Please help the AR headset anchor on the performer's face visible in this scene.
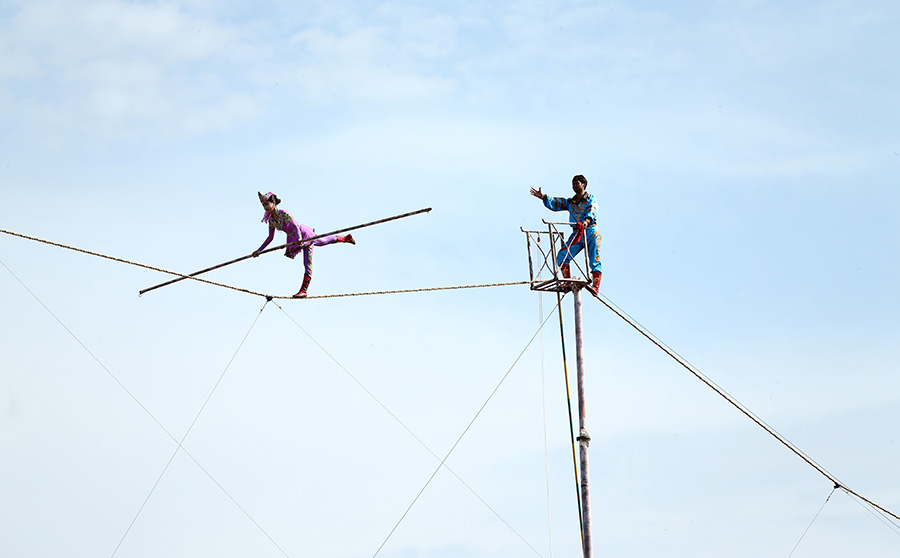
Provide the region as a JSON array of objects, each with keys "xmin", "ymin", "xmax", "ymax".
[
  {"xmin": 261, "ymin": 198, "xmax": 277, "ymax": 213},
  {"xmin": 572, "ymin": 179, "xmax": 586, "ymax": 197}
]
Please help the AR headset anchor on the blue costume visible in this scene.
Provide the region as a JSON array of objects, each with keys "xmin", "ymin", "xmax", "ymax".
[{"xmin": 542, "ymin": 193, "xmax": 602, "ymax": 274}]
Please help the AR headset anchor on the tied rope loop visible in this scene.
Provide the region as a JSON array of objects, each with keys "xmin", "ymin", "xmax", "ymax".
[{"xmin": 567, "ymin": 221, "xmax": 586, "ymax": 248}]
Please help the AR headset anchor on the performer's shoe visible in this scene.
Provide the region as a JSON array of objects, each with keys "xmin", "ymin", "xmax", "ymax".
[
  {"xmin": 345, "ymin": 234, "xmax": 356, "ymax": 245},
  {"xmin": 586, "ymin": 272, "xmax": 602, "ymax": 296},
  {"xmin": 293, "ymin": 273, "xmax": 312, "ymax": 298},
  {"xmin": 556, "ymin": 264, "xmax": 572, "ymax": 291}
]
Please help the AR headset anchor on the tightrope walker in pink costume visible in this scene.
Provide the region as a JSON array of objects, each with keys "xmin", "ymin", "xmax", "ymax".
[{"xmin": 254, "ymin": 191, "xmax": 356, "ymax": 298}]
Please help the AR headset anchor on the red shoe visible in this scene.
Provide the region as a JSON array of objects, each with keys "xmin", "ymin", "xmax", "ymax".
[
  {"xmin": 586, "ymin": 271, "xmax": 602, "ymax": 296},
  {"xmin": 344, "ymin": 234, "xmax": 356, "ymax": 245},
  {"xmin": 293, "ymin": 273, "xmax": 312, "ymax": 298}
]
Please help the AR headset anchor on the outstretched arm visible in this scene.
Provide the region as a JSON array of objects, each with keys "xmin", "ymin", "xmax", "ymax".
[{"xmin": 534, "ymin": 189, "xmax": 569, "ymax": 213}]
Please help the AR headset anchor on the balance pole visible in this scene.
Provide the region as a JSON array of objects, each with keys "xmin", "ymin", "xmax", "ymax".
[{"xmin": 139, "ymin": 207, "xmax": 431, "ymax": 296}]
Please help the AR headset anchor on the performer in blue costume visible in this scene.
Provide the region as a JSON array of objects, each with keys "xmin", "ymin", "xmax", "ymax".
[{"xmin": 530, "ymin": 174, "xmax": 602, "ymax": 294}]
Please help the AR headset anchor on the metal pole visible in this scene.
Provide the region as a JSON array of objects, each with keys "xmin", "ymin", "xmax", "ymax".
[
  {"xmin": 573, "ymin": 287, "xmax": 593, "ymax": 558},
  {"xmin": 556, "ymin": 291, "xmax": 586, "ymax": 554}
]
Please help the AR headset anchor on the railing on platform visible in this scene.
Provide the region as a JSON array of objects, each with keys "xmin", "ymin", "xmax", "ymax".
[{"xmin": 521, "ymin": 219, "xmax": 591, "ymax": 293}]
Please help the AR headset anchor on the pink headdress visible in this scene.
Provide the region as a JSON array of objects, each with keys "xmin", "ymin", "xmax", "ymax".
[{"xmin": 258, "ymin": 191, "xmax": 281, "ymax": 205}]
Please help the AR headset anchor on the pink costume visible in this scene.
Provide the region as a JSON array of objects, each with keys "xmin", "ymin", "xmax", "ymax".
[{"xmin": 257, "ymin": 207, "xmax": 339, "ymax": 276}]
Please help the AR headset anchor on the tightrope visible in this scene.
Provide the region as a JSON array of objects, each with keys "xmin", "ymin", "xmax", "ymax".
[
  {"xmin": 297, "ymin": 281, "xmax": 532, "ymax": 299},
  {"xmin": 1, "ymin": 228, "xmax": 531, "ymax": 299}
]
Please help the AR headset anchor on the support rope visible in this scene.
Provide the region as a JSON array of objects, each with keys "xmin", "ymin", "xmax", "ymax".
[
  {"xmin": 844, "ymin": 488, "xmax": 900, "ymax": 536},
  {"xmin": 787, "ymin": 484, "xmax": 838, "ymax": 558},
  {"xmin": 110, "ymin": 300, "xmax": 285, "ymax": 557},
  {"xmin": 273, "ymin": 302, "xmax": 551, "ymax": 558},
  {"xmin": 0, "ymin": 257, "xmax": 290, "ymax": 557},
  {"xmin": 556, "ymin": 291, "xmax": 585, "ymax": 552},
  {"xmin": 539, "ymin": 293, "xmax": 555, "ymax": 558},
  {"xmin": 372, "ymin": 304, "xmax": 561, "ymax": 557},
  {"xmin": 586, "ymin": 289, "xmax": 900, "ymax": 523},
  {"xmin": 0, "ymin": 228, "xmax": 267, "ymax": 297}
]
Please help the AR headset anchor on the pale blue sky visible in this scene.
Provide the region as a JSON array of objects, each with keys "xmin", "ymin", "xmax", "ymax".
[{"xmin": 2, "ymin": 1, "xmax": 899, "ymax": 557}]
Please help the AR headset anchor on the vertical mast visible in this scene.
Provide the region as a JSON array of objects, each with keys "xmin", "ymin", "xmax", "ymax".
[
  {"xmin": 521, "ymin": 221, "xmax": 594, "ymax": 556},
  {"xmin": 573, "ymin": 287, "xmax": 593, "ymax": 558}
]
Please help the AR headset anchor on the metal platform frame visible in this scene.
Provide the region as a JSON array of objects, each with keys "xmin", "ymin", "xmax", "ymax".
[{"xmin": 521, "ymin": 219, "xmax": 592, "ymax": 293}]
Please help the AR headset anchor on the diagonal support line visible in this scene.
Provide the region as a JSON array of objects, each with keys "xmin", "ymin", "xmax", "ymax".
[
  {"xmin": 586, "ymin": 289, "xmax": 900, "ymax": 524},
  {"xmin": 372, "ymin": 302, "xmax": 560, "ymax": 557},
  {"xmin": 110, "ymin": 300, "xmax": 282, "ymax": 557},
  {"xmin": 275, "ymin": 301, "xmax": 551, "ymax": 556},
  {"xmin": 1, "ymin": 257, "xmax": 291, "ymax": 557}
]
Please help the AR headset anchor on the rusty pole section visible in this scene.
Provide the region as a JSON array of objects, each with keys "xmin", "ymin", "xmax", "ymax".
[
  {"xmin": 139, "ymin": 207, "xmax": 432, "ymax": 295},
  {"xmin": 573, "ymin": 287, "xmax": 593, "ymax": 558}
]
